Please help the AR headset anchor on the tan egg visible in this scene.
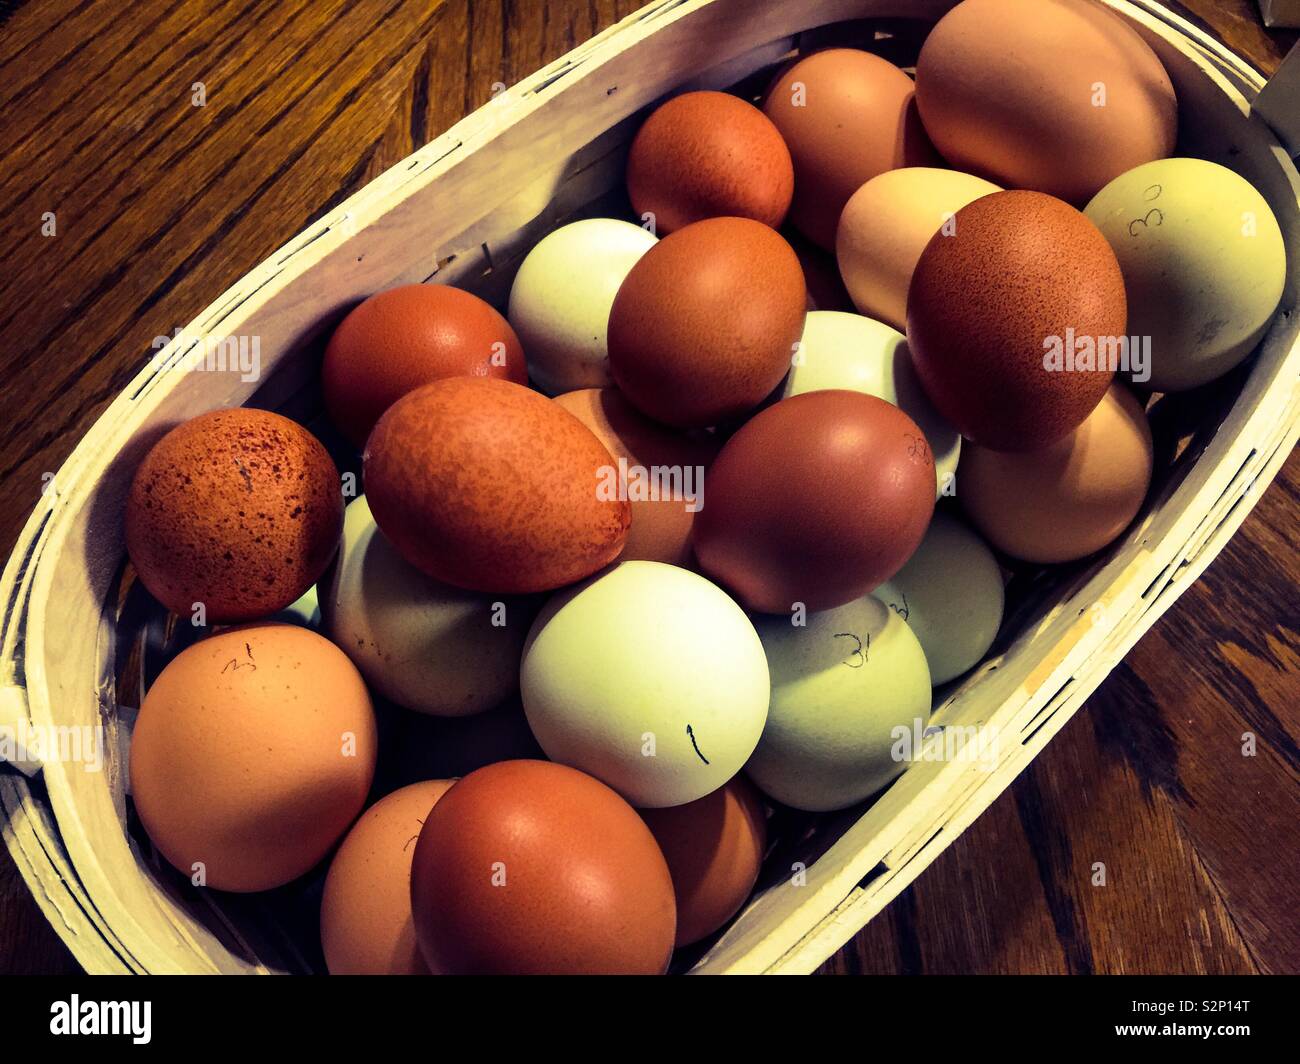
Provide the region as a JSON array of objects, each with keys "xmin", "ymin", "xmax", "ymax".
[
  {"xmin": 640, "ymin": 777, "xmax": 767, "ymax": 947},
  {"xmin": 836, "ymin": 167, "xmax": 1001, "ymax": 331},
  {"xmin": 125, "ymin": 408, "xmax": 343, "ymax": 622},
  {"xmin": 915, "ymin": 0, "xmax": 1177, "ymax": 205},
  {"xmin": 321, "ymin": 779, "xmax": 455, "ymax": 975},
  {"xmin": 764, "ymin": 49, "xmax": 939, "ymax": 248},
  {"xmin": 553, "ymin": 388, "xmax": 717, "ymax": 566},
  {"xmin": 960, "ymin": 385, "xmax": 1153, "ymax": 563},
  {"xmin": 129, "ymin": 624, "xmax": 377, "ymax": 892}
]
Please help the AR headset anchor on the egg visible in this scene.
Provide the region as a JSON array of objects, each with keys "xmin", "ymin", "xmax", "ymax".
[
  {"xmin": 129, "ymin": 624, "xmax": 377, "ymax": 892},
  {"xmin": 363, "ymin": 378, "xmax": 630, "ymax": 593},
  {"xmin": 626, "ymin": 90, "xmax": 794, "ymax": 233},
  {"xmin": 785, "ymin": 311, "xmax": 960, "ymax": 497},
  {"xmin": 608, "ymin": 217, "xmax": 806, "ymax": 428},
  {"xmin": 640, "ymin": 776, "xmax": 767, "ymax": 947},
  {"xmin": 409, "ymin": 760, "xmax": 676, "ymax": 975},
  {"xmin": 763, "ymin": 48, "xmax": 938, "ymax": 248},
  {"xmin": 323, "ymin": 284, "xmax": 526, "ymax": 447},
  {"xmin": 693, "ymin": 390, "xmax": 936, "ymax": 614},
  {"xmin": 125, "ymin": 408, "xmax": 342, "ymax": 623},
  {"xmin": 553, "ymin": 388, "xmax": 716, "ymax": 566},
  {"xmin": 1084, "ymin": 158, "xmax": 1287, "ymax": 391},
  {"xmin": 907, "ymin": 190, "xmax": 1125, "ymax": 451},
  {"xmin": 915, "ymin": 0, "xmax": 1177, "ymax": 205},
  {"xmin": 520, "ymin": 561, "xmax": 769, "ymax": 808},
  {"xmin": 321, "ymin": 496, "xmax": 530, "ymax": 716},
  {"xmin": 873, "ymin": 512, "xmax": 1004, "ymax": 684},
  {"xmin": 836, "ymin": 167, "xmax": 1001, "ymax": 331},
  {"xmin": 960, "ymin": 384, "xmax": 1154, "ymax": 563},
  {"xmin": 507, "ymin": 219, "xmax": 657, "ymax": 395},
  {"xmin": 320, "ymin": 779, "xmax": 455, "ymax": 975},
  {"xmin": 748, "ymin": 595, "xmax": 931, "ymax": 812}
]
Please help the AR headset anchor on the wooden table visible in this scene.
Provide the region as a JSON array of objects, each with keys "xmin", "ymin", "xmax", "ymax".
[{"xmin": 0, "ymin": 0, "xmax": 1296, "ymax": 975}]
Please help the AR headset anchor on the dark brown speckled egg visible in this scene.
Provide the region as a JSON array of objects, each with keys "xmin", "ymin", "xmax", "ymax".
[
  {"xmin": 363, "ymin": 377, "xmax": 630, "ymax": 593},
  {"xmin": 907, "ymin": 190, "xmax": 1125, "ymax": 452},
  {"xmin": 125, "ymin": 408, "xmax": 343, "ymax": 622}
]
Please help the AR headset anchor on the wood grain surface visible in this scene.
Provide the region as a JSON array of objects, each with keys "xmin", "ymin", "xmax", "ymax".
[{"xmin": 0, "ymin": 0, "xmax": 1296, "ymax": 976}]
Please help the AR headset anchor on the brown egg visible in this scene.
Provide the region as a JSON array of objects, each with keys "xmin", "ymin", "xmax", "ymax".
[
  {"xmin": 409, "ymin": 760, "xmax": 677, "ymax": 975},
  {"xmin": 608, "ymin": 217, "xmax": 806, "ymax": 429},
  {"xmin": 553, "ymin": 388, "xmax": 717, "ymax": 566},
  {"xmin": 640, "ymin": 776, "xmax": 767, "ymax": 947},
  {"xmin": 321, "ymin": 779, "xmax": 455, "ymax": 975},
  {"xmin": 323, "ymin": 284, "xmax": 526, "ymax": 447},
  {"xmin": 626, "ymin": 90, "xmax": 794, "ymax": 234},
  {"xmin": 693, "ymin": 390, "xmax": 936, "ymax": 613},
  {"xmin": 363, "ymin": 378, "xmax": 630, "ymax": 593},
  {"xmin": 763, "ymin": 49, "xmax": 938, "ymax": 248},
  {"xmin": 915, "ymin": 0, "xmax": 1177, "ymax": 205},
  {"xmin": 125, "ymin": 408, "xmax": 343, "ymax": 622},
  {"xmin": 907, "ymin": 190, "xmax": 1124, "ymax": 452},
  {"xmin": 960, "ymin": 384, "xmax": 1153, "ymax": 563},
  {"xmin": 129, "ymin": 624, "xmax": 377, "ymax": 893}
]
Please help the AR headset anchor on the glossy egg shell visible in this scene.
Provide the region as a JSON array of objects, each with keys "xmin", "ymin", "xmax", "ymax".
[
  {"xmin": 125, "ymin": 408, "xmax": 343, "ymax": 622},
  {"xmin": 409, "ymin": 760, "xmax": 677, "ymax": 975},
  {"xmin": 692, "ymin": 390, "xmax": 936, "ymax": 614},
  {"xmin": 907, "ymin": 190, "xmax": 1125, "ymax": 452},
  {"xmin": 323, "ymin": 284, "xmax": 526, "ymax": 447},
  {"xmin": 363, "ymin": 377, "xmax": 630, "ymax": 593},
  {"xmin": 607, "ymin": 216, "xmax": 807, "ymax": 429}
]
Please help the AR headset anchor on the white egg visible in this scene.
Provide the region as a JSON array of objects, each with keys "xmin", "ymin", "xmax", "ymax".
[
  {"xmin": 520, "ymin": 560, "xmax": 769, "ymax": 808},
  {"xmin": 322, "ymin": 497, "xmax": 529, "ymax": 717},
  {"xmin": 873, "ymin": 512, "xmax": 1004, "ymax": 685},
  {"xmin": 747, "ymin": 594, "xmax": 931, "ymax": 812},
  {"xmin": 508, "ymin": 218, "xmax": 658, "ymax": 394},
  {"xmin": 785, "ymin": 311, "xmax": 960, "ymax": 496},
  {"xmin": 1084, "ymin": 158, "xmax": 1286, "ymax": 391}
]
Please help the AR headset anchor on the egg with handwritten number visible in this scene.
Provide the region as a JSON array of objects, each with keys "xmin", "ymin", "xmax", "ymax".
[
  {"xmin": 1084, "ymin": 158, "xmax": 1286, "ymax": 391},
  {"xmin": 748, "ymin": 595, "xmax": 931, "ymax": 812},
  {"xmin": 520, "ymin": 561, "xmax": 769, "ymax": 808}
]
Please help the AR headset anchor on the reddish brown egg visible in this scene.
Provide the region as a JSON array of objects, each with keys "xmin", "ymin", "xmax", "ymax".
[
  {"xmin": 693, "ymin": 390, "xmax": 936, "ymax": 613},
  {"xmin": 907, "ymin": 190, "xmax": 1125, "ymax": 452},
  {"xmin": 323, "ymin": 284, "xmax": 527, "ymax": 447},
  {"xmin": 125, "ymin": 408, "xmax": 342, "ymax": 622},
  {"xmin": 363, "ymin": 377, "xmax": 629, "ymax": 593},
  {"xmin": 626, "ymin": 91, "xmax": 794, "ymax": 234},
  {"xmin": 763, "ymin": 49, "xmax": 938, "ymax": 249},
  {"xmin": 640, "ymin": 776, "xmax": 767, "ymax": 947},
  {"xmin": 409, "ymin": 760, "xmax": 677, "ymax": 975},
  {"xmin": 321, "ymin": 779, "xmax": 455, "ymax": 975},
  {"xmin": 553, "ymin": 387, "xmax": 717, "ymax": 566},
  {"xmin": 608, "ymin": 217, "xmax": 806, "ymax": 429}
]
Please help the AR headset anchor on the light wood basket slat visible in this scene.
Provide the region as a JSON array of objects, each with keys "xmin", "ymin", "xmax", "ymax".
[{"xmin": 1, "ymin": 0, "xmax": 1295, "ymax": 975}]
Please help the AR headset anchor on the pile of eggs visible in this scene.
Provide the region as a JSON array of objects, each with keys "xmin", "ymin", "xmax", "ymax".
[{"xmin": 121, "ymin": 0, "xmax": 1287, "ymax": 975}]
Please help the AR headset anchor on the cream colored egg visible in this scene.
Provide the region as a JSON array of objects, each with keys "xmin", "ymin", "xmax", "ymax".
[
  {"xmin": 322, "ymin": 496, "xmax": 529, "ymax": 717},
  {"xmin": 508, "ymin": 218, "xmax": 658, "ymax": 394},
  {"xmin": 873, "ymin": 512, "xmax": 1004, "ymax": 685},
  {"xmin": 521, "ymin": 561, "xmax": 769, "ymax": 808},
  {"xmin": 1084, "ymin": 158, "xmax": 1286, "ymax": 391},
  {"xmin": 836, "ymin": 167, "xmax": 1000, "ymax": 331},
  {"xmin": 785, "ymin": 311, "xmax": 960, "ymax": 496},
  {"xmin": 747, "ymin": 595, "xmax": 930, "ymax": 812}
]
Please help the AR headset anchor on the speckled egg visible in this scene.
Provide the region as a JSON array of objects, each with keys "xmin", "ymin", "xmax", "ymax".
[
  {"xmin": 627, "ymin": 91, "xmax": 794, "ymax": 233},
  {"xmin": 363, "ymin": 378, "xmax": 630, "ymax": 593},
  {"xmin": 907, "ymin": 190, "xmax": 1126, "ymax": 451},
  {"xmin": 125, "ymin": 408, "xmax": 343, "ymax": 622}
]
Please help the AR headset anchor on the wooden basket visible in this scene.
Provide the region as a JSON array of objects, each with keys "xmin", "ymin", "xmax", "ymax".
[{"xmin": 1, "ymin": 0, "xmax": 1296, "ymax": 975}]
